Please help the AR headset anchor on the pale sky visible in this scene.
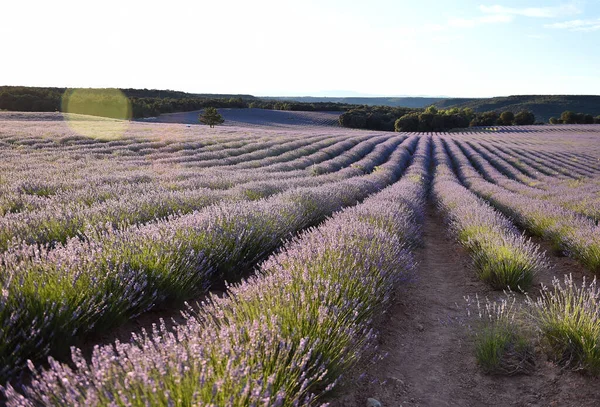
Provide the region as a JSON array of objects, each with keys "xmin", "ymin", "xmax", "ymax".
[{"xmin": 1, "ymin": 0, "xmax": 599, "ymax": 97}]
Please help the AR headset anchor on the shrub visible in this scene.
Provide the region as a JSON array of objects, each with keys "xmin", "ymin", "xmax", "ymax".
[
  {"xmin": 468, "ymin": 235, "xmax": 541, "ymax": 291},
  {"xmin": 514, "ymin": 110, "xmax": 535, "ymax": 125},
  {"xmin": 498, "ymin": 111, "xmax": 515, "ymax": 125},
  {"xmin": 469, "ymin": 294, "xmax": 535, "ymax": 375},
  {"xmin": 529, "ymin": 275, "xmax": 600, "ymax": 374},
  {"xmin": 471, "ymin": 111, "xmax": 500, "ymax": 127},
  {"xmin": 560, "ymin": 111, "xmax": 577, "ymax": 124},
  {"xmin": 198, "ymin": 107, "xmax": 224, "ymax": 128},
  {"xmin": 395, "ymin": 112, "xmax": 420, "ymax": 132}
]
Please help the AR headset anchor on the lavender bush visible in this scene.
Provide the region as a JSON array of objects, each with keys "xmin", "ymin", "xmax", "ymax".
[
  {"xmin": 443, "ymin": 136, "xmax": 600, "ymax": 273},
  {"xmin": 431, "ymin": 136, "xmax": 546, "ymax": 290}
]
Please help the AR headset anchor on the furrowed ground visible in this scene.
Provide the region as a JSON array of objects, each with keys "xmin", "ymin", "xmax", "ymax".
[{"xmin": 1, "ymin": 111, "xmax": 600, "ymax": 406}]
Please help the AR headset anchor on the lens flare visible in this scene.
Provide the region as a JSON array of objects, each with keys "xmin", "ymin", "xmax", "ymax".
[{"xmin": 61, "ymin": 88, "xmax": 132, "ymax": 139}]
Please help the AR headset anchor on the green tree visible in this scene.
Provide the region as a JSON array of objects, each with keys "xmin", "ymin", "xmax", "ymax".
[
  {"xmin": 498, "ymin": 111, "xmax": 515, "ymax": 125},
  {"xmin": 199, "ymin": 107, "xmax": 224, "ymax": 128},
  {"xmin": 461, "ymin": 108, "xmax": 475, "ymax": 122},
  {"xmin": 417, "ymin": 112, "xmax": 435, "ymax": 131},
  {"xmin": 474, "ymin": 111, "xmax": 500, "ymax": 126},
  {"xmin": 424, "ymin": 105, "xmax": 439, "ymax": 115},
  {"xmin": 514, "ymin": 110, "xmax": 535, "ymax": 125},
  {"xmin": 394, "ymin": 113, "xmax": 420, "ymax": 132},
  {"xmin": 560, "ymin": 110, "xmax": 577, "ymax": 124}
]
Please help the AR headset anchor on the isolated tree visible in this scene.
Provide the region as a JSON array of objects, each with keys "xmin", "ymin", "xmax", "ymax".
[
  {"xmin": 514, "ymin": 110, "xmax": 535, "ymax": 125},
  {"xmin": 199, "ymin": 107, "xmax": 224, "ymax": 128},
  {"xmin": 498, "ymin": 111, "xmax": 515, "ymax": 125}
]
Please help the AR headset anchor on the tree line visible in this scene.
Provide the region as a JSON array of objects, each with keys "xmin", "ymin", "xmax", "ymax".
[
  {"xmin": 338, "ymin": 106, "xmax": 416, "ymax": 131},
  {"xmin": 2, "ymin": 87, "xmax": 600, "ymax": 127},
  {"xmin": 549, "ymin": 111, "xmax": 600, "ymax": 124},
  {"xmin": 339, "ymin": 106, "xmax": 538, "ymax": 132},
  {"xmin": 395, "ymin": 107, "xmax": 536, "ymax": 132},
  {"xmin": 0, "ymin": 87, "xmax": 357, "ymax": 119}
]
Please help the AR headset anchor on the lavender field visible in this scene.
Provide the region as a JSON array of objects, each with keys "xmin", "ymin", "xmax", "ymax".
[
  {"xmin": 1, "ymin": 112, "xmax": 600, "ymax": 406},
  {"xmin": 145, "ymin": 108, "xmax": 343, "ymax": 128}
]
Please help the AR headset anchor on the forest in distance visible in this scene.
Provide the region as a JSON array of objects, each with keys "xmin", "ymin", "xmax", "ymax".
[{"xmin": 2, "ymin": 86, "xmax": 600, "ymax": 133}]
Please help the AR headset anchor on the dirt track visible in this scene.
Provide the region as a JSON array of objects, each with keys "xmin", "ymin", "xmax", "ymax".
[{"xmin": 332, "ymin": 204, "xmax": 599, "ymax": 407}]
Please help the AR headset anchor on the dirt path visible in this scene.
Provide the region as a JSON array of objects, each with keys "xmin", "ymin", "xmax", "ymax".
[{"xmin": 332, "ymin": 204, "xmax": 599, "ymax": 407}]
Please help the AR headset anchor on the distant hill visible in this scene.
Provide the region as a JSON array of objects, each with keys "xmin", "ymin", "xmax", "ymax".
[
  {"xmin": 0, "ymin": 86, "xmax": 259, "ymax": 119},
  {"xmin": 263, "ymin": 96, "xmax": 447, "ymax": 109},
  {"xmin": 434, "ymin": 95, "xmax": 600, "ymax": 123},
  {"xmin": 126, "ymin": 89, "xmax": 257, "ymax": 100},
  {"xmin": 3, "ymin": 87, "xmax": 600, "ymax": 124},
  {"xmin": 0, "ymin": 86, "xmax": 257, "ymax": 101}
]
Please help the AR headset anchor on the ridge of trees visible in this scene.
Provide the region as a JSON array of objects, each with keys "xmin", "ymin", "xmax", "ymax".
[
  {"xmin": 549, "ymin": 111, "xmax": 600, "ymax": 124},
  {"xmin": 0, "ymin": 86, "xmax": 358, "ymax": 119},
  {"xmin": 339, "ymin": 106, "xmax": 538, "ymax": 132},
  {"xmin": 434, "ymin": 95, "xmax": 600, "ymax": 123},
  {"xmin": 2, "ymin": 87, "xmax": 600, "ymax": 127}
]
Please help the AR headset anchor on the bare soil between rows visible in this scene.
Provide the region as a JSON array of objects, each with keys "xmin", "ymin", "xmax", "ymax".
[{"xmin": 332, "ymin": 204, "xmax": 599, "ymax": 407}]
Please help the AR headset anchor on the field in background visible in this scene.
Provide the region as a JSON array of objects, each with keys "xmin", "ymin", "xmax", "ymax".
[{"xmin": 145, "ymin": 107, "xmax": 342, "ymax": 128}]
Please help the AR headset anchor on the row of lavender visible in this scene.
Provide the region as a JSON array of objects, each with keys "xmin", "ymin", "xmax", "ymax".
[
  {"xmin": 446, "ymin": 127, "xmax": 600, "ymax": 376},
  {"xmin": 441, "ymin": 135, "xmax": 600, "ymax": 273},
  {"xmin": 0, "ymin": 120, "xmax": 375, "ymax": 214},
  {"xmin": 0, "ymin": 131, "xmax": 349, "ymax": 214},
  {"xmin": 459, "ymin": 128, "xmax": 600, "ymax": 221},
  {"xmin": 431, "ymin": 136, "xmax": 547, "ymax": 289},
  {"xmin": 2, "ymin": 134, "xmax": 430, "ymax": 407},
  {"xmin": 0, "ymin": 134, "xmax": 373, "ymax": 214},
  {"xmin": 0, "ymin": 133, "xmax": 407, "ymax": 251},
  {"xmin": 451, "ymin": 136, "xmax": 600, "ymax": 221},
  {"xmin": 0, "ymin": 127, "xmax": 419, "ymax": 383}
]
